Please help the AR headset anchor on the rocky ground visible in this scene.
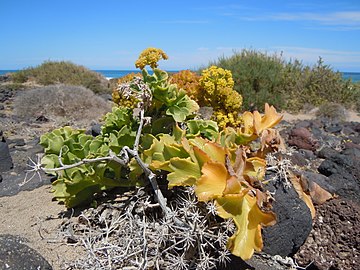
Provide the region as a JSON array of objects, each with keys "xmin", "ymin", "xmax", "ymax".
[{"xmin": 0, "ymin": 80, "xmax": 360, "ymax": 269}]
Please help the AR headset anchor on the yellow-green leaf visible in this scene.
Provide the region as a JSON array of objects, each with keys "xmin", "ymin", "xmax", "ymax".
[
  {"xmin": 166, "ymin": 157, "xmax": 201, "ymax": 187},
  {"xmin": 189, "ymin": 138, "xmax": 226, "ymax": 163},
  {"xmin": 216, "ymin": 193, "xmax": 276, "ymax": 260}
]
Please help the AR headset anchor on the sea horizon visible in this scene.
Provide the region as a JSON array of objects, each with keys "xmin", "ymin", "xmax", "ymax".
[{"xmin": 1, "ymin": 69, "xmax": 360, "ymax": 82}]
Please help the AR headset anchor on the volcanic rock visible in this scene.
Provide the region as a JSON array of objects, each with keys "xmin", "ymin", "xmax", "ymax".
[
  {"xmin": 0, "ymin": 234, "xmax": 52, "ymax": 270},
  {"xmin": 262, "ymin": 178, "xmax": 313, "ymax": 257}
]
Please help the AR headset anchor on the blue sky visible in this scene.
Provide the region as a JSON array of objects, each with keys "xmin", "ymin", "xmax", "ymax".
[{"xmin": 1, "ymin": 0, "xmax": 359, "ymax": 71}]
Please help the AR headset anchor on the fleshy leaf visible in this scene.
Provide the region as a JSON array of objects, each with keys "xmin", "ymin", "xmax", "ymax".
[
  {"xmin": 166, "ymin": 157, "xmax": 201, "ymax": 187},
  {"xmin": 195, "ymin": 161, "xmax": 228, "ymax": 201},
  {"xmin": 186, "ymin": 119, "xmax": 219, "ymax": 140},
  {"xmin": 253, "ymin": 103, "xmax": 283, "ymax": 135},
  {"xmin": 216, "ymin": 193, "xmax": 276, "ymax": 260},
  {"xmin": 189, "ymin": 138, "xmax": 226, "ymax": 164},
  {"xmin": 289, "ymin": 172, "xmax": 316, "ymax": 218},
  {"xmin": 245, "ymin": 157, "xmax": 266, "ymax": 180}
]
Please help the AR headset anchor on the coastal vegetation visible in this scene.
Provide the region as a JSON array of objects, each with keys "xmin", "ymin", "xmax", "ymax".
[
  {"xmin": 206, "ymin": 50, "xmax": 360, "ymax": 112},
  {"xmin": 10, "ymin": 61, "xmax": 110, "ymax": 94},
  {"xmin": 35, "ymin": 48, "xmax": 284, "ymax": 267},
  {"xmin": 7, "ymin": 49, "xmax": 360, "ymax": 114}
]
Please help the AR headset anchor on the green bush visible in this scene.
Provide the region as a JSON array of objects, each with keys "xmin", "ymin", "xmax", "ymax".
[
  {"xmin": 281, "ymin": 58, "xmax": 359, "ymax": 111},
  {"xmin": 207, "ymin": 50, "xmax": 360, "ymax": 112},
  {"xmin": 208, "ymin": 50, "xmax": 285, "ymax": 111},
  {"xmin": 11, "ymin": 61, "xmax": 110, "ymax": 94}
]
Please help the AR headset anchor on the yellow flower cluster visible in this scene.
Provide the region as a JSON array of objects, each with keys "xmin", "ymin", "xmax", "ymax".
[
  {"xmin": 199, "ymin": 66, "xmax": 243, "ymax": 128},
  {"xmin": 135, "ymin": 48, "xmax": 168, "ymax": 70},
  {"xmin": 170, "ymin": 70, "xmax": 201, "ymax": 102},
  {"xmin": 213, "ymin": 110, "xmax": 243, "ymax": 129},
  {"xmin": 118, "ymin": 97, "xmax": 139, "ymax": 109},
  {"xmin": 199, "ymin": 65, "xmax": 234, "ymax": 97}
]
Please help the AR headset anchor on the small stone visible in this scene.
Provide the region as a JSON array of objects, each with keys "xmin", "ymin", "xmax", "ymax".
[
  {"xmin": 287, "ymin": 127, "xmax": 318, "ymax": 151},
  {"xmin": 0, "ymin": 140, "xmax": 13, "ymax": 172}
]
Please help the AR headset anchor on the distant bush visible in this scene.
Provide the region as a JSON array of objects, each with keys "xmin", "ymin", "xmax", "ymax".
[
  {"xmin": 207, "ymin": 50, "xmax": 360, "ymax": 112},
  {"xmin": 11, "ymin": 61, "xmax": 110, "ymax": 94},
  {"xmin": 281, "ymin": 58, "xmax": 359, "ymax": 112},
  {"xmin": 315, "ymin": 102, "xmax": 347, "ymax": 121},
  {"xmin": 13, "ymin": 85, "xmax": 112, "ymax": 122},
  {"xmin": 0, "ymin": 83, "xmax": 26, "ymax": 92}
]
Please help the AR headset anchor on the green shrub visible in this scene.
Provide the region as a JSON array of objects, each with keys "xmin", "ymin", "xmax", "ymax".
[
  {"xmin": 281, "ymin": 58, "xmax": 359, "ymax": 111},
  {"xmin": 10, "ymin": 61, "xmax": 110, "ymax": 94},
  {"xmin": 207, "ymin": 50, "xmax": 360, "ymax": 112},
  {"xmin": 208, "ymin": 49, "xmax": 285, "ymax": 111}
]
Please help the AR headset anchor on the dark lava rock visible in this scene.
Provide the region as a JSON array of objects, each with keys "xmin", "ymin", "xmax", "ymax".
[
  {"xmin": 218, "ymin": 253, "xmax": 287, "ymax": 270},
  {"xmin": 295, "ymin": 199, "xmax": 360, "ymax": 270},
  {"xmin": 294, "ymin": 120, "xmax": 312, "ymax": 129},
  {"xmin": 0, "ymin": 140, "xmax": 51, "ymax": 197},
  {"xmin": 318, "ymin": 148, "xmax": 360, "ymax": 202},
  {"xmin": 36, "ymin": 115, "xmax": 49, "ymax": 122},
  {"xmin": 0, "ymin": 234, "xmax": 52, "ymax": 270},
  {"xmin": 287, "ymin": 127, "xmax": 318, "ymax": 151},
  {"xmin": 343, "ymin": 141, "xmax": 360, "ymax": 151},
  {"xmin": 99, "ymin": 93, "xmax": 112, "ymax": 101},
  {"xmin": 0, "ymin": 87, "xmax": 14, "ymax": 103},
  {"xmin": 287, "ymin": 151, "xmax": 308, "ymax": 167},
  {"xmin": 262, "ymin": 178, "xmax": 312, "ymax": 257},
  {"xmin": 88, "ymin": 123, "xmax": 102, "ymax": 137},
  {"xmin": 323, "ymin": 123, "xmax": 343, "ymax": 133},
  {"xmin": 316, "ymin": 146, "xmax": 339, "ymax": 159},
  {"xmin": 0, "ymin": 75, "xmax": 10, "ymax": 83},
  {"xmin": 348, "ymin": 134, "xmax": 360, "ymax": 144},
  {"xmin": 299, "ymin": 149, "xmax": 317, "ymax": 160},
  {"xmin": 300, "ymin": 171, "xmax": 337, "ymax": 195},
  {"xmin": 0, "ymin": 136, "xmax": 13, "ymax": 172}
]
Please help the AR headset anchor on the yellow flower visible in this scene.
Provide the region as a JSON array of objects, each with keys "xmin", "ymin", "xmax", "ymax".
[{"xmin": 135, "ymin": 48, "xmax": 168, "ymax": 70}]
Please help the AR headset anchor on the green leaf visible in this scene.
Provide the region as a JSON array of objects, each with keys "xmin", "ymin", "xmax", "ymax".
[
  {"xmin": 166, "ymin": 157, "xmax": 201, "ymax": 187},
  {"xmin": 187, "ymin": 119, "xmax": 219, "ymax": 140}
]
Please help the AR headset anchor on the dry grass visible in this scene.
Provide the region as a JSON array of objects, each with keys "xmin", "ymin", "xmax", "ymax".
[
  {"xmin": 13, "ymin": 85, "xmax": 112, "ymax": 124},
  {"xmin": 62, "ymin": 187, "xmax": 233, "ymax": 270}
]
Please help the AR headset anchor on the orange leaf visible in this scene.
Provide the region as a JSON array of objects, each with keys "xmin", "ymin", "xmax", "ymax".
[
  {"xmin": 289, "ymin": 172, "xmax": 316, "ymax": 219},
  {"xmin": 253, "ymin": 103, "xmax": 283, "ymax": 135},
  {"xmin": 190, "ymin": 137, "xmax": 227, "ymax": 164},
  {"xmin": 299, "ymin": 175, "xmax": 333, "ymax": 205},
  {"xmin": 195, "ymin": 161, "xmax": 228, "ymax": 201}
]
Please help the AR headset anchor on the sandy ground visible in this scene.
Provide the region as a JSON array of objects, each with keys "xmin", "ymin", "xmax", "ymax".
[
  {"xmin": 0, "ymin": 184, "xmax": 84, "ymax": 269},
  {"xmin": 281, "ymin": 108, "xmax": 360, "ymax": 123}
]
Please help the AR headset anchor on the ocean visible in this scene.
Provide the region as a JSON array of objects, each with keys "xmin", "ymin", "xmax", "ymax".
[{"xmin": 1, "ymin": 69, "xmax": 360, "ymax": 82}]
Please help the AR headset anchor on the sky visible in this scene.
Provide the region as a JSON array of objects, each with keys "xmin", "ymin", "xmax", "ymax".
[{"xmin": 1, "ymin": 0, "xmax": 360, "ymax": 71}]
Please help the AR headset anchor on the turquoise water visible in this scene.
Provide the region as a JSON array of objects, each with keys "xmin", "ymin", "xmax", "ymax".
[
  {"xmin": 342, "ymin": 72, "xmax": 360, "ymax": 82},
  {"xmin": 93, "ymin": 70, "xmax": 139, "ymax": 79},
  {"xmin": 1, "ymin": 69, "xmax": 359, "ymax": 82}
]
